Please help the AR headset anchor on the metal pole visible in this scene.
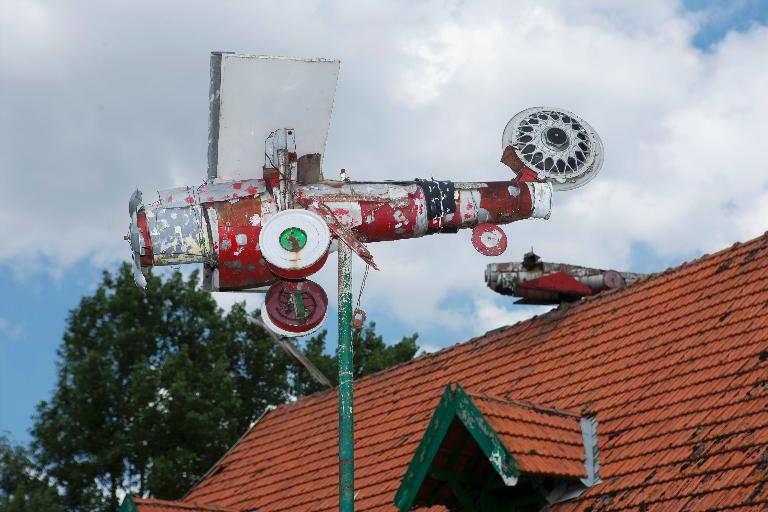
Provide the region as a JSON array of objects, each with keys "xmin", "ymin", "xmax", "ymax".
[{"xmin": 337, "ymin": 241, "xmax": 354, "ymax": 511}]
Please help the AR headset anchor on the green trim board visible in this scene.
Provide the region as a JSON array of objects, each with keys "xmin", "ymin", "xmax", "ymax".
[
  {"xmin": 118, "ymin": 495, "xmax": 138, "ymax": 512},
  {"xmin": 394, "ymin": 385, "xmax": 457, "ymax": 511},
  {"xmin": 454, "ymin": 384, "xmax": 519, "ymax": 486},
  {"xmin": 394, "ymin": 384, "xmax": 520, "ymax": 511}
]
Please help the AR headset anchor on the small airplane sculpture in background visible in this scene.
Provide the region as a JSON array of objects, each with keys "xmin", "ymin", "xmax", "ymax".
[
  {"xmin": 485, "ymin": 251, "xmax": 645, "ymax": 305},
  {"xmin": 127, "ymin": 53, "xmax": 606, "ymax": 338}
]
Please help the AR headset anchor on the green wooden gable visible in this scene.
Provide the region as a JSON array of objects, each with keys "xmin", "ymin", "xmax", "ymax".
[
  {"xmin": 118, "ymin": 495, "xmax": 139, "ymax": 512},
  {"xmin": 395, "ymin": 384, "xmax": 592, "ymax": 512},
  {"xmin": 395, "ymin": 384, "xmax": 524, "ymax": 511}
]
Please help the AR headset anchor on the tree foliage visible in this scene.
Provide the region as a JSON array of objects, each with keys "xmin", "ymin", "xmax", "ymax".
[
  {"xmin": 29, "ymin": 263, "xmax": 419, "ymax": 511},
  {"xmin": 32, "ymin": 264, "xmax": 290, "ymax": 511},
  {"xmin": 297, "ymin": 323, "xmax": 418, "ymax": 396},
  {"xmin": 0, "ymin": 434, "xmax": 64, "ymax": 512}
]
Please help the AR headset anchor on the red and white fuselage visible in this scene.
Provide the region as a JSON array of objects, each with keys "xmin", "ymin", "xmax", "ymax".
[{"xmin": 131, "ymin": 178, "xmax": 552, "ymax": 291}]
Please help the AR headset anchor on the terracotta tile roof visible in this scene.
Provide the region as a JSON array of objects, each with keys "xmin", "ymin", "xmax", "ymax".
[
  {"xmin": 468, "ymin": 392, "xmax": 587, "ymax": 479},
  {"xmin": 180, "ymin": 232, "xmax": 768, "ymax": 511},
  {"xmin": 396, "ymin": 385, "xmax": 591, "ymax": 509},
  {"xmin": 128, "ymin": 497, "xmax": 238, "ymax": 512}
]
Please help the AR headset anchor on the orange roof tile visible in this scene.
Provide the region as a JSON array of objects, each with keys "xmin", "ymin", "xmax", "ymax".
[
  {"xmin": 177, "ymin": 232, "xmax": 768, "ymax": 511},
  {"xmin": 127, "ymin": 497, "xmax": 238, "ymax": 512},
  {"xmin": 396, "ymin": 385, "xmax": 591, "ymax": 509},
  {"xmin": 467, "ymin": 392, "xmax": 587, "ymax": 479}
]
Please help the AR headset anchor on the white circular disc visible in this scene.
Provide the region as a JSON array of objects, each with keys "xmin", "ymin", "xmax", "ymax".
[
  {"xmin": 502, "ymin": 107, "xmax": 603, "ymax": 191},
  {"xmin": 259, "ymin": 209, "xmax": 331, "ymax": 271},
  {"xmin": 259, "ymin": 306, "xmax": 327, "ymax": 338}
]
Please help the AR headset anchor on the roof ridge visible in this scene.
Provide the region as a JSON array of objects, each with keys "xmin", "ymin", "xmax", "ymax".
[
  {"xmin": 466, "ymin": 391, "xmax": 583, "ymax": 419},
  {"xmin": 185, "ymin": 229, "xmax": 768, "ymax": 510},
  {"xmin": 132, "ymin": 497, "xmax": 239, "ymax": 511},
  {"xmin": 258, "ymin": 230, "xmax": 768, "ymax": 420},
  {"xmin": 572, "ymin": 229, "xmax": 768, "ymax": 306}
]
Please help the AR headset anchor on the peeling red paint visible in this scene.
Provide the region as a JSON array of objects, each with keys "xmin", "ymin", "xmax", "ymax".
[
  {"xmin": 355, "ymin": 185, "xmax": 426, "ymax": 242},
  {"xmin": 214, "ymin": 196, "xmax": 277, "ymax": 291},
  {"xmin": 136, "ymin": 211, "xmax": 153, "ymax": 266},
  {"xmin": 476, "ymin": 182, "xmax": 534, "ymax": 224},
  {"xmin": 136, "ymin": 178, "xmax": 549, "ymax": 291}
]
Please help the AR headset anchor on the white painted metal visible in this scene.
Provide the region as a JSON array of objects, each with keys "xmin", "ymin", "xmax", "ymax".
[
  {"xmin": 502, "ymin": 107, "xmax": 603, "ymax": 191},
  {"xmin": 259, "ymin": 209, "xmax": 331, "ymax": 270},
  {"xmin": 527, "ymin": 181, "xmax": 553, "ymax": 219},
  {"xmin": 208, "ymin": 53, "xmax": 340, "ymax": 181},
  {"xmin": 260, "ymin": 302, "xmax": 327, "ymax": 338}
]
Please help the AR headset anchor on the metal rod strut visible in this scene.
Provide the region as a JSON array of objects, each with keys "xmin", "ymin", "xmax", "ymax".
[{"xmin": 338, "ymin": 241, "xmax": 354, "ymax": 511}]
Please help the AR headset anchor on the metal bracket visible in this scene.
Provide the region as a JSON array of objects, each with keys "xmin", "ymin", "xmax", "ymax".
[
  {"xmin": 249, "ymin": 315, "xmax": 332, "ymax": 389},
  {"xmin": 265, "ymin": 128, "xmax": 297, "ymax": 210},
  {"xmin": 294, "ymin": 190, "xmax": 379, "ymax": 270}
]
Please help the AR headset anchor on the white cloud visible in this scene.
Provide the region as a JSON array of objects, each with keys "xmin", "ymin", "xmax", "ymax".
[
  {"xmin": 0, "ymin": 318, "xmax": 25, "ymax": 341},
  {"xmin": 211, "ymin": 292, "xmax": 263, "ymax": 315},
  {"xmin": 472, "ymin": 297, "xmax": 553, "ymax": 334},
  {"xmin": 2, "ymin": 1, "xmax": 767, "ymax": 345},
  {"xmin": 417, "ymin": 344, "xmax": 442, "ymax": 355}
]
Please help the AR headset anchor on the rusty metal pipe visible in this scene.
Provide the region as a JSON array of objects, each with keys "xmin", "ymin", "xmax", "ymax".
[
  {"xmin": 295, "ymin": 180, "xmax": 551, "ymax": 242},
  {"xmin": 129, "ymin": 178, "xmax": 552, "ymax": 291},
  {"xmin": 485, "ymin": 260, "xmax": 645, "ymax": 297}
]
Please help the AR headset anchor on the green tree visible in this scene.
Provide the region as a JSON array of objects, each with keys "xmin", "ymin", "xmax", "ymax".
[
  {"xmin": 0, "ymin": 434, "xmax": 64, "ymax": 512},
  {"xmin": 296, "ymin": 322, "xmax": 419, "ymax": 396},
  {"xmin": 31, "ymin": 264, "xmax": 291, "ymax": 511},
  {"xmin": 30, "ymin": 262, "xmax": 419, "ymax": 511}
]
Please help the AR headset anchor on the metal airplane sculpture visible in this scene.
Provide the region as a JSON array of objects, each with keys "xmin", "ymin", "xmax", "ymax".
[
  {"xmin": 485, "ymin": 251, "xmax": 645, "ymax": 304},
  {"xmin": 126, "ymin": 54, "xmax": 605, "ymax": 338}
]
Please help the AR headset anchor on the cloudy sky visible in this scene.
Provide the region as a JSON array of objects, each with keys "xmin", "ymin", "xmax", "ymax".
[{"xmin": 2, "ymin": 0, "xmax": 768, "ymax": 443}]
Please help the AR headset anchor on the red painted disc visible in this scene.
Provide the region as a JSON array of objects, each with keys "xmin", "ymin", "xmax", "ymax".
[
  {"xmin": 603, "ymin": 270, "xmax": 625, "ymax": 289},
  {"xmin": 351, "ymin": 308, "xmax": 366, "ymax": 330},
  {"xmin": 471, "ymin": 224, "xmax": 508, "ymax": 256},
  {"xmin": 263, "ymin": 279, "xmax": 328, "ymax": 337},
  {"xmin": 267, "ymin": 252, "xmax": 329, "ymax": 280}
]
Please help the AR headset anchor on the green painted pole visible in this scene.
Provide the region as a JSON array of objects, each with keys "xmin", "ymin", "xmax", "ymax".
[{"xmin": 337, "ymin": 241, "xmax": 355, "ymax": 511}]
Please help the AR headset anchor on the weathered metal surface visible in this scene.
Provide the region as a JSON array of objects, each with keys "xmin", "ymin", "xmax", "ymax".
[
  {"xmin": 471, "ymin": 224, "xmax": 508, "ymax": 256},
  {"xmin": 262, "ymin": 279, "xmax": 328, "ymax": 337},
  {"xmin": 156, "ymin": 179, "xmax": 266, "ymax": 209},
  {"xmin": 351, "ymin": 308, "xmax": 366, "ymax": 330},
  {"xmin": 418, "ymin": 179, "xmax": 455, "ymax": 220},
  {"xmin": 297, "ymin": 179, "xmax": 548, "ymax": 244},
  {"xmin": 133, "ymin": 211, "xmax": 153, "ymax": 266},
  {"xmin": 266, "ymin": 128, "xmax": 298, "ymax": 210},
  {"xmin": 132, "ymin": 177, "xmax": 555, "ymax": 293},
  {"xmin": 214, "ymin": 195, "xmax": 276, "ymax": 291},
  {"xmin": 259, "ymin": 209, "xmax": 331, "ymax": 276},
  {"xmin": 580, "ymin": 417, "xmax": 601, "ymax": 487},
  {"xmin": 145, "ymin": 205, "xmax": 209, "ymax": 265},
  {"xmin": 132, "ymin": 177, "xmax": 557, "ymax": 293},
  {"xmin": 297, "ymin": 153, "xmax": 323, "ymax": 184},
  {"xmin": 128, "ymin": 190, "xmax": 149, "ymax": 289},
  {"xmin": 486, "ymin": 252, "xmax": 646, "ymax": 304},
  {"xmin": 502, "ymin": 107, "xmax": 604, "ymax": 191},
  {"xmin": 337, "ymin": 242, "xmax": 355, "ymax": 512},
  {"xmin": 208, "ymin": 54, "xmax": 340, "ymax": 181},
  {"xmin": 294, "ymin": 190, "xmax": 379, "ymax": 270},
  {"xmin": 298, "ymin": 181, "xmax": 418, "ymax": 204}
]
